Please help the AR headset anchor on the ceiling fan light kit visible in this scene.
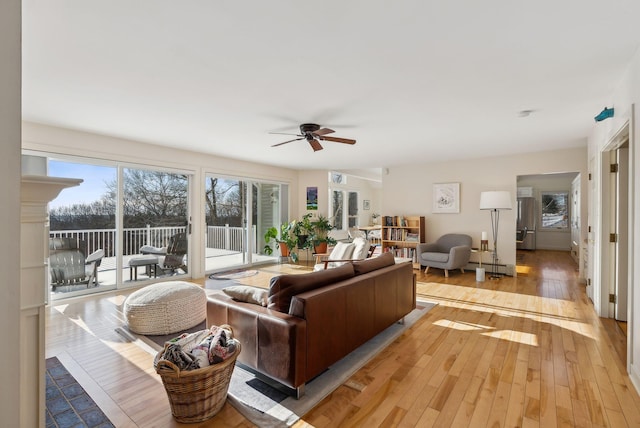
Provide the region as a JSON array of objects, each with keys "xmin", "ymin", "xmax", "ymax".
[{"xmin": 270, "ymin": 123, "xmax": 356, "ymax": 152}]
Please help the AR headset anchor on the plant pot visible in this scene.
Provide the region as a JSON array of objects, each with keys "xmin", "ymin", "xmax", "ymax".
[
  {"xmin": 279, "ymin": 243, "xmax": 290, "ymax": 257},
  {"xmin": 314, "ymin": 242, "xmax": 328, "ymax": 254},
  {"xmin": 297, "ymin": 234, "xmax": 308, "ymax": 249}
]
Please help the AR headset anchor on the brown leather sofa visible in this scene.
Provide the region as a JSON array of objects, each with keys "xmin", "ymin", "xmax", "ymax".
[{"xmin": 206, "ymin": 252, "xmax": 416, "ymax": 397}]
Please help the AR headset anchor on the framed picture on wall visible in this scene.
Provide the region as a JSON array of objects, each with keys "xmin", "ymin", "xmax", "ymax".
[
  {"xmin": 363, "ymin": 200, "xmax": 370, "ymax": 210},
  {"xmin": 432, "ymin": 182, "xmax": 460, "ymax": 213},
  {"xmin": 306, "ymin": 186, "xmax": 318, "ymax": 210}
]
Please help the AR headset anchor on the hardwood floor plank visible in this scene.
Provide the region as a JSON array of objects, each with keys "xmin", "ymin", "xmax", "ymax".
[{"xmin": 44, "ymin": 250, "xmax": 640, "ymax": 427}]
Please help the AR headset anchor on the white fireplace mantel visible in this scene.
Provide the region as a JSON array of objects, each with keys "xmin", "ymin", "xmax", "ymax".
[{"xmin": 21, "ymin": 175, "xmax": 82, "ymax": 428}]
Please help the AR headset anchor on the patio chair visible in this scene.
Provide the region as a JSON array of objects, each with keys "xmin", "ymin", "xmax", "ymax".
[
  {"xmin": 49, "ymin": 237, "xmax": 105, "ymax": 289},
  {"xmin": 140, "ymin": 232, "xmax": 188, "ymax": 274}
]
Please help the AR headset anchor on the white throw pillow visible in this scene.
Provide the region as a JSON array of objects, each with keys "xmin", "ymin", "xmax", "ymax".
[
  {"xmin": 352, "ymin": 237, "xmax": 371, "ymax": 260},
  {"xmin": 223, "ymin": 285, "xmax": 268, "ymax": 306},
  {"xmin": 329, "ymin": 242, "xmax": 355, "ymax": 260}
]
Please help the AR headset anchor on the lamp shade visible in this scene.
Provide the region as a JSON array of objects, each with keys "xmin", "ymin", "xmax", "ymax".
[{"xmin": 479, "ymin": 191, "xmax": 512, "ymax": 210}]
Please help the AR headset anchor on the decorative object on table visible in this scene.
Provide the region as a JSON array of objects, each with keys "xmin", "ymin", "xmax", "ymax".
[
  {"xmin": 479, "ymin": 190, "xmax": 512, "ymax": 279},
  {"xmin": 363, "ymin": 199, "xmax": 370, "ymax": 210},
  {"xmin": 306, "ymin": 186, "xmax": 318, "ymax": 210},
  {"xmin": 480, "ymin": 231, "xmax": 489, "ymax": 251},
  {"xmin": 371, "ymin": 213, "xmax": 380, "ymax": 225},
  {"xmin": 432, "ymin": 182, "xmax": 460, "ymax": 213},
  {"xmin": 270, "ymin": 123, "xmax": 356, "ymax": 152}
]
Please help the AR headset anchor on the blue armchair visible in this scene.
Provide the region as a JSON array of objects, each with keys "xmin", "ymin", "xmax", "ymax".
[{"xmin": 416, "ymin": 234, "xmax": 472, "ymax": 277}]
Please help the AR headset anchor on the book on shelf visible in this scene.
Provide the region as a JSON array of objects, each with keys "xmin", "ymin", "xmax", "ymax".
[
  {"xmin": 405, "ymin": 232, "xmax": 419, "ymax": 242},
  {"xmin": 383, "ymin": 215, "xmax": 409, "ymax": 227}
]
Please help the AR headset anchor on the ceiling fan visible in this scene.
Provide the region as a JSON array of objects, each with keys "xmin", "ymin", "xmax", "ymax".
[{"xmin": 270, "ymin": 123, "xmax": 356, "ymax": 152}]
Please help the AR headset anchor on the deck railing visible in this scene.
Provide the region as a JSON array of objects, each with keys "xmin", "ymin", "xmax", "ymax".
[{"xmin": 50, "ymin": 224, "xmax": 258, "ymax": 257}]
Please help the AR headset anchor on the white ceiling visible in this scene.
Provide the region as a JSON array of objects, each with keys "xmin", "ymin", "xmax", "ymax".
[{"xmin": 21, "ymin": 1, "xmax": 640, "ymax": 175}]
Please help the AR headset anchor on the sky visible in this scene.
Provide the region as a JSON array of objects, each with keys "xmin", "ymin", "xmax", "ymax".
[{"xmin": 49, "ymin": 161, "xmax": 116, "ymax": 209}]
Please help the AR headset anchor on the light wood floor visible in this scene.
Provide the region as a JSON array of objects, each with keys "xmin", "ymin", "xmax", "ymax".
[{"xmin": 45, "ymin": 250, "xmax": 640, "ymax": 427}]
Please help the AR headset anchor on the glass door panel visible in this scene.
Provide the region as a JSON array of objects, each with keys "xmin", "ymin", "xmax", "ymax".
[
  {"xmin": 121, "ymin": 168, "xmax": 190, "ymax": 284},
  {"xmin": 48, "ymin": 160, "xmax": 117, "ymax": 300},
  {"xmin": 204, "ymin": 176, "xmax": 246, "ymax": 271},
  {"xmin": 205, "ymin": 175, "xmax": 282, "ymax": 272}
]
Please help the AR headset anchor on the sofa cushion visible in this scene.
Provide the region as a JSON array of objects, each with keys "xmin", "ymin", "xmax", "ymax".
[
  {"xmin": 420, "ymin": 252, "xmax": 449, "ymax": 263},
  {"xmin": 352, "ymin": 251, "xmax": 395, "ymax": 275},
  {"xmin": 268, "ymin": 263, "xmax": 355, "ymax": 313},
  {"xmin": 223, "ymin": 285, "xmax": 268, "ymax": 306}
]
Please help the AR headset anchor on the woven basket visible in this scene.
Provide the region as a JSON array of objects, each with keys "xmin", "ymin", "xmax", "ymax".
[{"xmin": 155, "ymin": 328, "xmax": 241, "ymax": 423}]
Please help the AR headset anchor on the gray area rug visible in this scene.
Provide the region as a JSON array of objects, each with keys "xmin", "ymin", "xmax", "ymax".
[{"xmin": 116, "ymin": 300, "xmax": 435, "ymax": 427}]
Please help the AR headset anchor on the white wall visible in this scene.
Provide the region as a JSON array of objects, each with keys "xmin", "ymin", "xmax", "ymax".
[
  {"xmin": 1, "ymin": 1, "xmax": 22, "ymax": 425},
  {"xmin": 22, "ymin": 122, "xmax": 300, "ymax": 280},
  {"xmin": 588, "ymin": 47, "xmax": 640, "ymax": 393},
  {"xmin": 382, "ymin": 147, "xmax": 588, "ymax": 271}
]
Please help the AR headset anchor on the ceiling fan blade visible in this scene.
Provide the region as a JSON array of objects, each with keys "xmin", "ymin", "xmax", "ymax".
[
  {"xmin": 309, "ymin": 139, "xmax": 324, "ymax": 151},
  {"xmin": 313, "ymin": 128, "xmax": 335, "ymax": 136},
  {"xmin": 269, "ymin": 132, "xmax": 303, "ymax": 136},
  {"xmin": 271, "ymin": 137, "xmax": 304, "ymax": 147},
  {"xmin": 318, "ymin": 135, "xmax": 356, "ymax": 145}
]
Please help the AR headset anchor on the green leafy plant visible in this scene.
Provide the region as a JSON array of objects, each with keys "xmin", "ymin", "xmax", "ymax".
[
  {"xmin": 294, "ymin": 213, "xmax": 314, "ymax": 250},
  {"xmin": 309, "ymin": 214, "xmax": 337, "ymax": 250},
  {"xmin": 279, "ymin": 221, "xmax": 299, "ymax": 262},
  {"xmin": 263, "ymin": 226, "xmax": 278, "ymax": 255}
]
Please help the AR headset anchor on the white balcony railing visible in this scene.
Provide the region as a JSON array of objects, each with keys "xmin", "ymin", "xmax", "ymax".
[{"xmin": 50, "ymin": 224, "xmax": 257, "ymax": 257}]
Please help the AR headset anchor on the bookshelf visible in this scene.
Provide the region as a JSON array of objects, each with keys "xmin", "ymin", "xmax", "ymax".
[{"xmin": 381, "ymin": 215, "xmax": 426, "ymax": 269}]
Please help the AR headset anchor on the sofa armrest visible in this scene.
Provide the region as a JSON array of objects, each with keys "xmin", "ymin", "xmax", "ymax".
[
  {"xmin": 416, "ymin": 242, "xmax": 439, "ymax": 258},
  {"xmin": 207, "ymin": 294, "xmax": 307, "ymax": 390}
]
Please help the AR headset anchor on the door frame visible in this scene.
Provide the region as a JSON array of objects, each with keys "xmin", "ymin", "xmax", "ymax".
[{"xmin": 599, "ymin": 122, "xmax": 630, "ymax": 318}]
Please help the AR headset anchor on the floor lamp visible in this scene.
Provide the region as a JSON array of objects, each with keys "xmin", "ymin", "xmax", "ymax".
[{"xmin": 480, "ymin": 191, "xmax": 512, "ymax": 279}]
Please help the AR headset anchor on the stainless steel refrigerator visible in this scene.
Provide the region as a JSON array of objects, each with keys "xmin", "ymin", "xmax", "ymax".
[{"xmin": 516, "ymin": 197, "xmax": 536, "ymax": 250}]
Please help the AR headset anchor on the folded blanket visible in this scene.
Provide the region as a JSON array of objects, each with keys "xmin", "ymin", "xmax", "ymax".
[{"xmin": 155, "ymin": 325, "xmax": 237, "ymax": 370}]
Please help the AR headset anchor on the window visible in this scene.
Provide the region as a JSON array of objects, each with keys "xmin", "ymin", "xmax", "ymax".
[
  {"xmin": 331, "ymin": 190, "xmax": 344, "ymax": 230},
  {"xmin": 330, "ymin": 189, "xmax": 358, "ymax": 230},
  {"xmin": 348, "ymin": 191, "xmax": 358, "ymax": 227},
  {"xmin": 329, "ymin": 172, "xmax": 346, "ymax": 184},
  {"xmin": 541, "ymin": 191, "xmax": 569, "ymax": 229}
]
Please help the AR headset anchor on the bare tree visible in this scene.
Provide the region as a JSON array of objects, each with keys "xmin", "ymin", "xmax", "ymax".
[{"xmin": 107, "ymin": 169, "xmax": 188, "ymax": 227}]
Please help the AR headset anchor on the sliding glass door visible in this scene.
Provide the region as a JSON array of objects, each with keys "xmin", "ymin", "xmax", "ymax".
[
  {"xmin": 47, "ymin": 158, "xmax": 192, "ymax": 299},
  {"xmin": 204, "ymin": 174, "xmax": 283, "ymax": 272},
  {"xmin": 120, "ymin": 167, "xmax": 190, "ymax": 284}
]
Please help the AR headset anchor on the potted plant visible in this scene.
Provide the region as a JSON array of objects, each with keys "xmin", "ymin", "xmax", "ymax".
[
  {"xmin": 294, "ymin": 213, "xmax": 314, "ymax": 250},
  {"xmin": 263, "ymin": 222, "xmax": 299, "ymax": 262},
  {"xmin": 309, "ymin": 214, "xmax": 337, "ymax": 254},
  {"xmin": 279, "ymin": 221, "xmax": 299, "ymax": 262},
  {"xmin": 371, "ymin": 213, "xmax": 380, "ymax": 225}
]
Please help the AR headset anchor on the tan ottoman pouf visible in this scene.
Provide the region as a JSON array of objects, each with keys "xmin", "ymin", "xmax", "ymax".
[{"xmin": 124, "ymin": 281, "xmax": 207, "ymax": 335}]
